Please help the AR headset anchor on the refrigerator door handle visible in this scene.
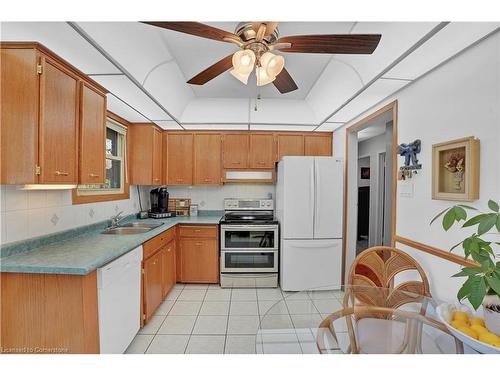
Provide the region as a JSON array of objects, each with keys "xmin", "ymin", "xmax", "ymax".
[{"xmin": 310, "ymin": 164, "xmax": 315, "ymax": 232}]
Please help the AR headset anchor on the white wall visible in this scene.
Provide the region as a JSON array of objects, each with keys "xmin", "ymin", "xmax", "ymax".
[
  {"xmin": 0, "ymin": 186, "xmax": 140, "ymax": 244},
  {"xmin": 332, "ymin": 31, "xmax": 500, "ymax": 301},
  {"xmin": 139, "ymin": 184, "xmax": 275, "ymax": 211}
]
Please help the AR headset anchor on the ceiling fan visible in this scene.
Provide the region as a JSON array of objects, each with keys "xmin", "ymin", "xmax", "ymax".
[{"xmin": 142, "ymin": 22, "xmax": 381, "ymax": 94}]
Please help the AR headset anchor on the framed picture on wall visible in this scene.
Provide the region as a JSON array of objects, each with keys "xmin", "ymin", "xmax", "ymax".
[
  {"xmin": 432, "ymin": 136, "xmax": 480, "ymax": 201},
  {"xmin": 360, "ymin": 167, "xmax": 370, "ymax": 180}
]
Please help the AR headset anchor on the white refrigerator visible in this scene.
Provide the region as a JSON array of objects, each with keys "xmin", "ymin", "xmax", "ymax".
[{"xmin": 276, "ymin": 156, "xmax": 343, "ymax": 291}]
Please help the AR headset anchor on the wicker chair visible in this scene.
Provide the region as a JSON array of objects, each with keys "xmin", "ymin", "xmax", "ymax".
[{"xmin": 316, "ymin": 247, "xmax": 462, "ymax": 354}]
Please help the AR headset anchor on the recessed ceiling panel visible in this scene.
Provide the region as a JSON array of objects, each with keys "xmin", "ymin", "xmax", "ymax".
[
  {"xmin": 181, "ymin": 98, "xmax": 249, "ymax": 123},
  {"xmin": 0, "ymin": 22, "xmax": 120, "ymax": 74},
  {"xmin": 106, "ymin": 94, "xmax": 149, "ymax": 123},
  {"xmin": 250, "ymin": 99, "xmax": 317, "ymax": 124},
  {"xmin": 328, "ymin": 79, "xmax": 407, "ymax": 123},
  {"xmin": 384, "ymin": 22, "xmax": 500, "ymax": 80},
  {"xmin": 335, "ymin": 22, "xmax": 439, "ymax": 84},
  {"xmin": 93, "ymin": 75, "xmax": 172, "ymax": 120}
]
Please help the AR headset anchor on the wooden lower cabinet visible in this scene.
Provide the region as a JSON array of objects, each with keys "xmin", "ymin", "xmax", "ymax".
[
  {"xmin": 161, "ymin": 240, "xmax": 176, "ymax": 298},
  {"xmin": 142, "ymin": 250, "xmax": 163, "ymax": 323},
  {"xmin": 178, "ymin": 225, "xmax": 219, "ymax": 284},
  {"xmin": 0, "ymin": 271, "xmax": 99, "ymax": 353}
]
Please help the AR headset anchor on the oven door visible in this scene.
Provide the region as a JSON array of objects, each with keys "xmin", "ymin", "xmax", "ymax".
[
  {"xmin": 220, "ymin": 250, "xmax": 278, "ymax": 273},
  {"xmin": 221, "ymin": 225, "xmax": 278, "ymax": 251}
]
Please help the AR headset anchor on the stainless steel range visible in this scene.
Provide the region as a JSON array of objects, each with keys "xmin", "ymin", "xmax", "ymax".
[{"xmin": 219, "ymin": 198, "xmax": 279, "ymax": 288}]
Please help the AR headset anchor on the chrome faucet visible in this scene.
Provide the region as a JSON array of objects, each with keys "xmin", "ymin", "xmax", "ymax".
[{"xmin": 110, "ymin": 211, "xmax": 125, "ymax": 228}]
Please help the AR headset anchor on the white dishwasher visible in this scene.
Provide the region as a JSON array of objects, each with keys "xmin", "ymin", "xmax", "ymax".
[{"xmin": 97, "ymin": 246, "xmax": 143, "ymax": 354}]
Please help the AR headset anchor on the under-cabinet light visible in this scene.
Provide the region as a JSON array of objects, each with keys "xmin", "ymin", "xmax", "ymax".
[{"xmin": 18, "ymin": 184, "xmax": 77, "ymax": 190}]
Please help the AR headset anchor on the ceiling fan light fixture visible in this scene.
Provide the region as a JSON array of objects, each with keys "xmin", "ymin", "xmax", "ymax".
[
  {"xmin": 256, "ymin": 66, "xmax": 275, "ymax": 86},
  {"xmin": 230, "ymin": 69, "xmax": 251, "ymax": 84},
  {"xmin": 232, "ymin": 49, "xmax": 256, "ymax": 74},
  {"xmin": 260, "ymin": 51, "xmax": 285, "ymax": 79}
]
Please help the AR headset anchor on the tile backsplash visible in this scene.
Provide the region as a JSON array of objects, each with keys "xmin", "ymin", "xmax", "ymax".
[
  {"xmin": 139, "ymin": 184, "xmax": 275, "ymax": 210},
  {"xmin": 0, "ymin": 185, "xmax": 140, "ymax": 245}
]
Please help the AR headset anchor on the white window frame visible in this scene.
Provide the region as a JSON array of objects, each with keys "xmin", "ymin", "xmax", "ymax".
[{"xmin": 76, "ymin": 118, "xmax": 127, "ymax": 196}]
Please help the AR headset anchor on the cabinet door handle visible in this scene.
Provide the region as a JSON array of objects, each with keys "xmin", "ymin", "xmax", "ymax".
[
  {"xmin": 258, "ymin": 161, "xmax": 266, "ymax": 165},
  {"xmin": 167, "ymin": 247, "xmax": 171, "ymax": 252},
  {"xmin": 194, "ymin": 229, "xmax": 201, "ymax": 232},
  {"xmin": 204, "ymin": 178, "xmax": 211, "ymax": 182},
  {"xmin": 89, "ymin": 173, "xmax": 99, "ymax": 178},
  {"xmin": 176, "ymin": 178, "xmax": 183, "ymax": 182},
  {"xmin": 55, "ymin": 171, "xmax": 69, "ymax": 176},
  {"xmin": 195, "ymin": 242, "xmax": 203, "ymax": 246},
  {"xmin": 154, "ymin": 178, "xmax": 160, "ymax": 182}
]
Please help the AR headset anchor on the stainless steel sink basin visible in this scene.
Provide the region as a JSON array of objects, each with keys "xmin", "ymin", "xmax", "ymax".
[
  {"xmin": 101, "ymin": 222, "xmax": 163, "ymax": 235},
  {"xmin": 119, "ymin": 222, "xmax": 163, "ymax": 229}
]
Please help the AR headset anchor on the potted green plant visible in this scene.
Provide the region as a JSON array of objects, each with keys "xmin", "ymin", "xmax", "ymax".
[{"xmin": 431, "ymin": 199, "xmax": 500, "ymax": 335}]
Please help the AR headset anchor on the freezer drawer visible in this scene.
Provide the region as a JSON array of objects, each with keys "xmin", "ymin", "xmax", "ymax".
[{"xmin": 280, "ymin": 239, "xmax": 342, "ymax": 291}]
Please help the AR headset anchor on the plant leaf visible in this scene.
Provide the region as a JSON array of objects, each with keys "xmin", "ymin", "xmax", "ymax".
[
  {"xmin": 430, "ymin": 207, "xmax": 452, "ymax": 226},
  {"xmin": 486, "ymin": 275, "xmax": 500, "ymax": 296},
  {"xmin": 496, "ymin": 216, "xmax": 500, "ymax": 233},
  {"xmin": 443, "ymin": 209, "xmax": 456, "ymax": 231},
  {"xmin": 457, "ymin": 283, "xmax": 470, "ymax": 301},
  {"xmin": 450, "ymin": 240, "xmax": 463, "ymax": 252},
  {"xmin": 454, "ymin": 206, "xmax": 467, "ymax": 221},
  {"xmin": 488, "ymin": 200, "xmax": 499, "ymax": 212},
  {"xmin": 468, "ymin": 277, "xmax": 486, "ymax": 310},
  {"xmin": 453, "ymin": 267, "xmax": 483, "ymax": 277},
  {"xmin": 463, "ymin": 213, "xmax": 488, "ymax": 228},
  {"xmin": 477, "ymin": 214, "xmax": 498, "ymax": 235},
  {"xmin": 458, "ymin": 205, "xmax": 478, "ymax": 211}
]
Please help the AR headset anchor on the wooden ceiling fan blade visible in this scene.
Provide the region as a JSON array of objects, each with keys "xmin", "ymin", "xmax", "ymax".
[
  {"xmin": 187, "ymin": 54, "xmax": 234, "ymax": 85},
  {"xmin": 141, "ymin": 21, "xmax": 240, "ymax": 43},
  {"xmin": 273, "ymin": 68, "xmax": 298, "ymax": 94},
  {"xmin": 276, "ymin": 34, "xmax": 381, "ymax": 54}
]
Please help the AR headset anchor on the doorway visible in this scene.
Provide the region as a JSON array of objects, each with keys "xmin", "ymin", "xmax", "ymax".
[{"xmin": 342, "ymin": 101, "xmax": 398, "ymax": 283}]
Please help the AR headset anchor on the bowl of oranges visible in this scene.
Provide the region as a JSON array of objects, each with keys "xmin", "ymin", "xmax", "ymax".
[{"xmin": 437, "ymin": 303, "xmax": 500, "ymax": 354}]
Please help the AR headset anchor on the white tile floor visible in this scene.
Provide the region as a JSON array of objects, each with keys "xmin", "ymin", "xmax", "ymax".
[{"xmin": 125, "ymin": 283, "xmax": 345, "ymax": 354}]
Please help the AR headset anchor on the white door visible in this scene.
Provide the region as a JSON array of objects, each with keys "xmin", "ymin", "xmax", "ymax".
[
  {"xmin": 280, "ymin": 239, "xmax": 342, "ymax": 291},
  {"xmin": 314, "ymin": 157, "xmax": 343, "ymax": 239},
  {"xmin": 280, "ymin": 157, "xmax": 315, "ymax": 239}
]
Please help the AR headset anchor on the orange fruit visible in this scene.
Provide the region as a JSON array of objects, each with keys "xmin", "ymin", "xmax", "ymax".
[
  {"xmin": 469, "ymin": 317, "xmax": 485, "ymax": 327},
  {"xmin": 451, "ymin": 319, "xmax": 468, "ymax": 329},
  {"xmin": 452, "ymin": 311, "xmax": 469, "ymax": 323},
  {"xmin": 478, "ymin": 332, "xmax": 500, "ymax": 346},
  {"xmin": 470, "ymin": 324, "xmax": 488, "ymax": 335},
  {"xmin": 457, "ymin": 326, "xmax": 478, "ymax": 340}
]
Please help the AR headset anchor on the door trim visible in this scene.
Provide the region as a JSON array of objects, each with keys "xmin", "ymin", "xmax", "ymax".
[{"xmin": 341, "ymin": 100, "xmax": 398, "ymax": 284}]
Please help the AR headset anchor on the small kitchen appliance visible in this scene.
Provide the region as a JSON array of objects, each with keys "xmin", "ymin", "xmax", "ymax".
[
  {"xmin": 148, "ymin": 187, "xmax": 174, "ymax": 218},
  {"xmin": 219, "ymin": 198, "xmax": 279, "ymax": 288}
]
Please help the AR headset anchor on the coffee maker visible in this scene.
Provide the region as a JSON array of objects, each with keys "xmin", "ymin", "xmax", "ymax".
[{"xmin": 149, "ymin": 187, "xmax": 174, "ymax": 218}]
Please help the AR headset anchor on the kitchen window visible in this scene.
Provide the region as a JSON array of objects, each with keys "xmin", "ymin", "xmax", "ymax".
[{"xmin": 73, "ymin": 117, "xmax": 129, "ymax": 204}]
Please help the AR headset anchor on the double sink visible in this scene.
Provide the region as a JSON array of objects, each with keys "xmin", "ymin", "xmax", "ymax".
[{"xmin": 102, "ymin": 222, "xmax": 164, "ymax": 235}]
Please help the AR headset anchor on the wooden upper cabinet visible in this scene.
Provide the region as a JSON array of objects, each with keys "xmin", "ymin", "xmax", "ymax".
[
  {"xmin": 276, "ymin": 134, "xmax": 305, "ymax": 161},
  {"xmin": 129, "ymin": 124, "xmax": 163, "ymax": 185},
  {"xmin": 152, "ymin": 128, "xmax": 163, "ymax": 184},
  {"xmin": 38, "ymin": 55, "xmax": 79, "ymax": 184},
  {"xmin": 304, "ymin": 135, "xmax": 332, "ymax": 156},
  {"xmin": 79, "ymin": 83, "xmax": 106, "ymax": 184},
  {"xmin": 0, "ymin": 43, "xmax": 107, "ymax": 186},
  {"xmin": 0, "ymin": 47, "xmax": 39, "ymax": 184},
  {"xmin": 223, "ymin": 134, "xmax": 249, "ymax": 169},
  {"xmin": 194, "ymin": 133, "xmax": 221, "ymax": 185},
  {"xmin": 165, "ymin": 133, "xmax": 193, "ymax": 185},
  {"xmin": 249, "ymin": 134, "xmax": 275, "ymax": 168}
]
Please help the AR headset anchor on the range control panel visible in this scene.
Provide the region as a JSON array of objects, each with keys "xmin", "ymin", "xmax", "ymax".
[{"xmin": 224, "ymin": 198, "xmax": 274, "ymax": 211}]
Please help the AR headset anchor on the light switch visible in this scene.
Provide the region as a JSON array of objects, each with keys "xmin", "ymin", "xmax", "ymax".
[{"xmin": 399, "ymin": 181, "xmax": 414, "ymax": 198}]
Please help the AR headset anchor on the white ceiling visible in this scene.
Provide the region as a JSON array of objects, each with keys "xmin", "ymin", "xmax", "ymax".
[
  {"xmin": 357, "ymin": 109, "xmax": 393, "ymax": 141},
  {"xmin": 1, "ymin": 21, "xmax": 498, "ymax": 131}
]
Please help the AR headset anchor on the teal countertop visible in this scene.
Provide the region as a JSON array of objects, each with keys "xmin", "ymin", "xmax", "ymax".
[{"xmin": 0, "ymin": 215, "xmax": 222, "ymax": 275}]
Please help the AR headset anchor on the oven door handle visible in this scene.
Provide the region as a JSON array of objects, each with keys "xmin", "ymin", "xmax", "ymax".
[{"xmin": 220, "ymin": 225, "xmax": 278, "ymax": 231}]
